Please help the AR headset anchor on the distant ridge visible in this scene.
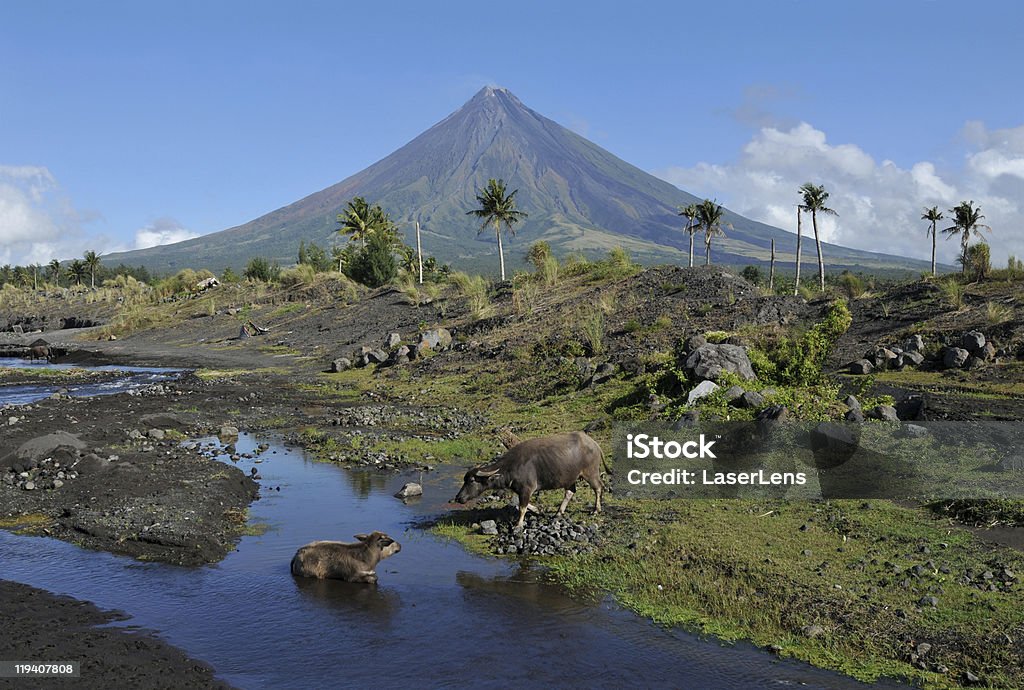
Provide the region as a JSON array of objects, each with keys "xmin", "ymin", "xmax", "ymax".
[{"xmin": 104, "ymin": 86, "xmax": 932, "ymax": 275}]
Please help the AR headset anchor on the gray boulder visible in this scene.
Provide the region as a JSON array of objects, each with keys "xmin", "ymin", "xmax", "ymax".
[
  {"xmin": 901, "ymin": 351, "xmax": 925, "ymax": 367},
  {"xmin": 366, "ymin": 349, "xmax": 389, "ymax": 364},
  {"xmin": 964, "ymin": 355, "xmax": 985, "ymax": 370},
  {"xmin": 738, "ymin": 390, "xmax": 765, "ymax": 409},
  {"xmin": 591, "ymin": 362, "xmax": 617, "ymax": 385},
  {"xmin": 843, "ymin": 395, "xmax": 861, "ymax": 411},
  {"xmin": 684, "ymin": 344, "xmax": 756, "ymax": 382},
  {"xmin": 419, "ymin": 328, "xmax": 453, "ymax": 351},
  {"xmin": 848, "ymin": 359, "xmax": 873, "ymax": 375},
  {"xmin": 724, "ymin": 385, "xmax": 746, "ymax": 403},
  {"xmin": 687, "ymin": 380, "xmax": 720, "ymax": 405},
  {"xmin": 9, "ymin": 431, "xmax": 87, "ymax": 465},
  {"xmin": 980, "ymin": 342, "xmax": 996, "ymax": 361},
  {"xmin": 943, "ymin": 347, "xmax": 970, "ymax": 369},
  {"xmin": 386, "ymin": 332, "xmax": 402, "ymax": 349},
  {"xmin": 904, "ymin": 334, "xmax": 925, "ymax": 353},
  {"xmin": 961, "ymin": 331, "xmax": 986, "ymax": 353},
  {"xmin": 331, "ymin": 357, "xmax": 352, "ymax": 373},
  {"xmin": 844, "ymin": 408, "xmax": 865, "ymax": 423},
  {"xmin": 873, "ymin": 348, "xmax": 898, "ymax": 369},
  {"xmin": 867, "ymin": 405, "xmax": 899, "ymax": 422}
]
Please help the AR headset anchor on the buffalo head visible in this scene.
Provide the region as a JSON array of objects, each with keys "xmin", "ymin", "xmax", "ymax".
[{"xmin": 453, "ymin": 466, "xmax": 502, "ymax": 504}]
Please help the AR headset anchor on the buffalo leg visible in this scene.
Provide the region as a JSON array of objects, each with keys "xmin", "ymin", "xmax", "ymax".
[
  {"xmin": 353, "ymin": 570, "xmax": 378, "ymax": 584},
  {"xmin": 557, "ymin": 489, "xmax": 574, "ymax": 516},
  {"xmin": 515, "ymin": 489, "xmax": 533, "ymax": 529},
  {"xmin": 583, "ymin": 469, "xmax": 603, "ymax": 514}
]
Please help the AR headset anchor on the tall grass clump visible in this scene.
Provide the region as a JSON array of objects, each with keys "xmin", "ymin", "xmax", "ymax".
[
  {"xmin": 986, "ymin": 301, "xmax": 1014, "ymax": 325},
  {"xmin": 578, "ymin": 307, "xmax": 606, "ymax": 355},
  {"xmin": 278, "ymin": 264, "xmax": 316, "ymax": 288},
  {"xmin": 512, "ymin": 275, "xmax": 540, "ymax": 316},
  {"xmin": 939, "ymin": 277, "xmax": 965, "ymax": 310}
]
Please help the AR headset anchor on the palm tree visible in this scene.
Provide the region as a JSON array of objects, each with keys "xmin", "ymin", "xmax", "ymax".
[
  {"xmin": 67, "ymin": 259, "xmax": 88, "ymax": 286},
  {"xmin": 944, "ymin": 200, "xmax": 991, "ymax": 275},
  {"xmin": 793, "ymin": 203, "xmax": 805, "ymax": 296},
  {"xmin": 48, "ymin": 259, "xmax": 62, "ymax": 287},
  {"xmin": 798, "ymin": 183, "xmax": 837, "ymax": 292},
  {"xmin": 677, "ymin": 203, "xmax": 700, "ymax": 268},
  {"xmin": 467, "ymin": 178, "xmax": 527, "ymax": 281},
  {"xmin": 336, "ymin": 197, "xmax": 385, "ymax": 246},
  {"xmin": 697, "ymin": 199, "xmax": 728, "ymax": 266},
  {"xmin": 83, "ymin": 250, "xmax": 101, "ymax": 289},
  {"xmin": 921, "ymin": 206, "xmax": 944, "ymax": 277}
]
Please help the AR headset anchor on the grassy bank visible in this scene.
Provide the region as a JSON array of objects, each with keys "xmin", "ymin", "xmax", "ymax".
[{"xmin": 437, "ymin": 498, "xmax": 1024, "ymax": 689}]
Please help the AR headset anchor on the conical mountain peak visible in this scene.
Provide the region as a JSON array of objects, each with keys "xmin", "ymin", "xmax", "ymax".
[{"xmin": 103, "ymin": 88, "xmax": 930, "ymax": 275}]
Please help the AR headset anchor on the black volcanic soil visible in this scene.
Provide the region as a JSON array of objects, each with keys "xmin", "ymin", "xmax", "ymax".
[{"xmin": 0, "ymin": 581, "xmax": 233, "ymax": 690}]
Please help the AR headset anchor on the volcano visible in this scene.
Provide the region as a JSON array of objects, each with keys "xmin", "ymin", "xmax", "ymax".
[{"xmin": 105, "ymin": 86, "xmax": 930, "ymax": 274}]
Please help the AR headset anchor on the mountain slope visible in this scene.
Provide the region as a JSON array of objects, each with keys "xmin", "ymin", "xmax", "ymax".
[{"xmin": 104, "ymin": 87, "xmax": 931, "ymax": 274}]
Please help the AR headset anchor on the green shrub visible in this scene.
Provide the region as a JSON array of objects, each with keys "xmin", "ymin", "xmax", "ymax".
[
  {"xmin": 243, "ymin": 257, "xmax": 280, "ymax": 283},
  {"xmin": 345, "ymin": 231, "xmax": 397, "ymax": 288}
]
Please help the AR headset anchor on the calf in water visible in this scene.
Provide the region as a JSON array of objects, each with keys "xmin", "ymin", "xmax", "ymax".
[{"xmin": 290, "ymin": 532, "xmax": 401, "ymax": 584}]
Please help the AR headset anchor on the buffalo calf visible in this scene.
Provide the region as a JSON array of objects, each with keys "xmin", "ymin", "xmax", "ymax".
[{"xmin": 290, "ymin": 532, "xmax": 401, "ymax": 584}]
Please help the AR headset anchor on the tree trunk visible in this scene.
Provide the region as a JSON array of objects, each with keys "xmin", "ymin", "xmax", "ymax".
[
  {"xmin": 705, "ymin": 237, "xmax": 712, "ymax": 266},
  {"xmin": 769, "ymin": 239, "xmax": 776, "ymax": 292},
  {"xmin": 812, "ymin": 209, "xmax": 825, "ymax": 291},
  {"xmin": 794, "ymin": 208, "xmax": 803, "ymax": 296},
  {"xmin": 496, "ymin": 221, "xmax": 506, "ymax": 281},
  {"xmin": 91, "ymin": 270, "xmax": 95, "ymax": 290},
  {"xmin": 415, "ymin": 221, "xmax": 423, "ymax": 285},
  {"xmin": 931, "ymin": 222, "xmax": 936, "ymax": 276},
  {"xmin": 688, "ymin": 232, "xmax": 694, "ymax": 268},
  {"xmin": 961, "ymin": 236, "xmax": 968, "ymax": 275}
]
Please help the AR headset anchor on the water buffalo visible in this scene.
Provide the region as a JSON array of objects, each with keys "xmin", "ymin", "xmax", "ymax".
[
  {"xmin": 290, "ymin": 532, "xmax": 401, "ymax": 584},
  {"xmin": 28, "ymin": 344, "xmax": 50, "ymax": 361},
  {"xmin": 454, "ymin": 431, "xmax": 606, "ymax": 528}
]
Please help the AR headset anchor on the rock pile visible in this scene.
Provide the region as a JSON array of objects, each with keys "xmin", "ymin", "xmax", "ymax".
[
  {"xmin": 941, "ymin": 331, "xmax": 996, "ymax": 371},
  {"xmin": 849, "ymin": 330, "xmax": 1000, "ymax": 375},
  {"xmin": 3, "ymin": 455, "xmax": 82, "ymax": 491},
  {"xmin": 489, "ymin": 513, "xmax": 599, "ymax": 556},
  {"xmin": 341, "ymin": 327, "xmax": 455, "ymax": 369}
]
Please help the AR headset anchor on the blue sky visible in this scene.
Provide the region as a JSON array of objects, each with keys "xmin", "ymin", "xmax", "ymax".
[{"xmin": 3, "ymin": 0, "xmax": 1023, "ymax": 266}]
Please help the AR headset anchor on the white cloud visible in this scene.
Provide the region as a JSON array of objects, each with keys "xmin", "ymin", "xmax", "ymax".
[
  {"xmin": 657, "ymin": 121, "xmax": 1024, "ymax": 266},
  {"xmin": 0, "ymin": 165, "xmax": 87, "ymax": 265},
  {"xmin": 134, "ymin": 217, "xmax": 198, "ymax": 249}
]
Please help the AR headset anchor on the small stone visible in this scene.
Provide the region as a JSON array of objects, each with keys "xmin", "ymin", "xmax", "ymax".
[
  {"xmin": 386, "ymin": 332, "xmax": 402, "ymax": 349},
  {"xmin": 848, "ymin": 359, "xmax": 873, "ymax": 375},
  {"xmin": 393, "ymin": 482, "xmax": 423, "ymax": 499},
  {"xmin": 480, "ymin": 520, "xmax": 498, "ymax": 535},
  {"xmin": 147, "ymin": 428, "xmax": 166, "ymax": 441},
  {"xmin": 331, "ymin": 357, "xmax": 352, "ymax": 373},
  {"xmin": 219, "ymin": 425, "xmax": 239, "ymax": 439},
  {"xmin": 918, "ymin": 595, "xmax": 938, "ymax": 607},
  {"xmin": 843, "ymin": 395, "xmax": 861, "ymax": 411},
  {"xmin": 916, "ymin": 642, "xmax": 932, "ymax": 657}
]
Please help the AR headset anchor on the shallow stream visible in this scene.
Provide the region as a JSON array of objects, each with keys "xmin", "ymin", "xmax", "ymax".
[{"xmin": 0, "ymin": 369, "xmax": 905, "ymax": 689}]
